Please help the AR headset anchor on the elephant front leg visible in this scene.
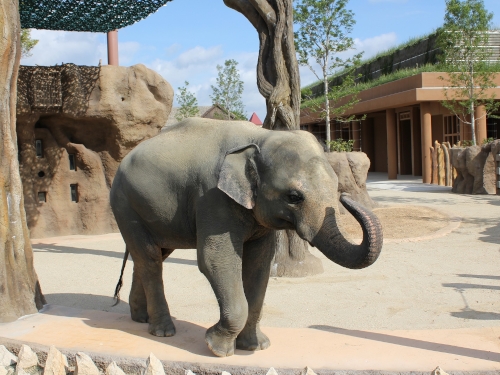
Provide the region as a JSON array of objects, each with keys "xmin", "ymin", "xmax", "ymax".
[
  {"xmin": 237, "ymin": 231, "xmax": 275, "ymax": 351},
  {"xmin": 198, "ymin": 233, "xmax": 248, "ymax": 357}
]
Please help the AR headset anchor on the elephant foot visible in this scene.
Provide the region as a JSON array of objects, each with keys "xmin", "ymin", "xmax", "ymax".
[
  {"xmin": 148, "ymin": 317, "xmax": 176, "ymax": 337},
  {"xmin": 236, "ymin": 326, "xmax": 270, "ymax": 351},
  {"xmin": 205, "ymin": 325, "xmax": 236, "ymax": 357},
  {"xmin": 131, "ymin": 308, "xmax": 149, "ymax": 323}
]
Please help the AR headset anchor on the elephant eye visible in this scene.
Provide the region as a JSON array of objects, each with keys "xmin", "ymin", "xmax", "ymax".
[{"xmin": 287, "ymin": 191, "xmax": 304, "ymax": 204}]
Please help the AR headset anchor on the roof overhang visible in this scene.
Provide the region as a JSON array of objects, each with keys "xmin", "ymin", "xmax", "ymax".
[{"xmin": 300, "ymin": 72, "xmax": 500, "ymax": 125}]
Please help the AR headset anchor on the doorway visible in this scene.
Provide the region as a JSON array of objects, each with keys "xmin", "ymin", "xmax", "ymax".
[{"xmin": 398, "ymin": 115, "xmax": 413, "ymax": 175}]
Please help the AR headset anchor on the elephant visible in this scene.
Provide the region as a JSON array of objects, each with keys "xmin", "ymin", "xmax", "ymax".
[{"xmin": 110, "ymin": 117, "xmax": 383, "ymax": 357}]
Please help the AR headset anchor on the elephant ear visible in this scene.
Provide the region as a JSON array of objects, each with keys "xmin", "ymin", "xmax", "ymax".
[{"xmin": 217, "ymin": 144, "xmax": 260, "ymax": 209}]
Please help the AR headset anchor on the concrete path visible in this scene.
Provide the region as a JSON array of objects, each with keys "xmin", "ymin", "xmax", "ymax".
[{"xmin": 1, "ymin": 175, "xmax": 500, "ymax": 372}]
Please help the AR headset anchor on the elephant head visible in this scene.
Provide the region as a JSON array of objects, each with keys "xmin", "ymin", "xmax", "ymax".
[{"xmin": 217, "ymin": 130, "xmax": 383, "ymax": 270}]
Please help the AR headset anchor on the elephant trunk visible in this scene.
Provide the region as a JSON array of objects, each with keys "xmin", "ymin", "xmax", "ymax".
[{"xmin": 311, "ymin": 193, "xmax": 383, "ymax": 269}]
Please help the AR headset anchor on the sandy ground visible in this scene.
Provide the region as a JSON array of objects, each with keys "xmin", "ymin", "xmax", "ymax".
[
  {"xmin": 342, "ymin": 205, "xmax": 450, "ymax": 239},
  {"xmin": 31, "ymin": 175, "xmax": 500, "ymax": 332}
]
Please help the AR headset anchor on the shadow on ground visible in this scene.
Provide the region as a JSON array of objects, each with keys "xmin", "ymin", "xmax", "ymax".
[
  {"xmin": 40, "ymin": 304, "xmax": 249, "ymax": 358},
  {"xmin": 33, "ymin": 244, "xmax": 197, "ymax": 266},
  {"xmin": 44, "ymin": 293, "xmax": 130, "ymax": 314},
  {"xmin": 443, "ymin": 276, "xmax": 500, "ymax": 321},
  {"xmin": 309, "ymin": 325, "xmax": 500, "ymax": 362}
]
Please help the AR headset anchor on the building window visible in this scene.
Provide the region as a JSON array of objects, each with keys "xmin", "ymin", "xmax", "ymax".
[
  {"xmin": 70, "ymin": 184, "xmax": 78, "ymax": 202},
  {"xmin": 444, "ymin": 116, "xmax": 460, "ymax": 146},
  {"xmin": 35, "ymin": 139, "xmax": 43, "ymax": 158},
  {"xmin": 69, "ymin": 154, "xmax": 76, "ymax": 171},
  {"xmin": 38, "ymin": 192, "xmax": 46, "ymax": 203}
]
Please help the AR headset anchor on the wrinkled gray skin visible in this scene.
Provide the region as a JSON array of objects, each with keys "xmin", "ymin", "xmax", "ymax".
[{"xmin": 110, "ymin": 118, "xmax": 383, "ymax": 357}]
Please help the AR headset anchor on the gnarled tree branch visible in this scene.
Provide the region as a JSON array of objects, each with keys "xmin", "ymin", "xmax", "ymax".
[{"xmin": 224, "ymin": 0, "xmax": 300, "ymax": 130}]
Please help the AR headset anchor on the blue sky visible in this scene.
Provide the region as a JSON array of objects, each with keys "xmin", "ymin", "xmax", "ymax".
[{"xmin": 22, "ymin": 0, "xmax": 500, "ymax": 121}]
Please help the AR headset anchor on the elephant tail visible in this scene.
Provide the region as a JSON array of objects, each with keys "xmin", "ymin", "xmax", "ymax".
[{"xmin": 112, "ymin": 247, "xmax": 130, "ymax": 306}]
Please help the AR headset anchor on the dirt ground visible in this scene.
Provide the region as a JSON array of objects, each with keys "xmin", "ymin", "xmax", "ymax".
[{"xmin": 342, "ymin": 205, "xmax": 450, "ymax": 240}]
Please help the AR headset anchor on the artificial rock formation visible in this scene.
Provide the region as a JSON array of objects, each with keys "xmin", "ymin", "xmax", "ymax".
[
  {"xmin": 324, "ymin": 151, "xmax": 377, "ymax": 213},
  {"xmin": 449, "ymin": 143, "xmax": 496, "ymax": 195},
  {"xmin": 16, "ymin": 64, "xmax": 173, "ymax": 238}
]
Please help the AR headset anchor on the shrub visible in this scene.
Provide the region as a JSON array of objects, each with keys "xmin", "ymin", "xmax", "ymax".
[{"xmin": 326, "ymin": 139, "xmax": 354, "ymax": 152}]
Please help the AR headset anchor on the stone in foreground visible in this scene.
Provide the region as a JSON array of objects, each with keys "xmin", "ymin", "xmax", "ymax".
[
  {"xmin": 44, "ymin": 347, "xmax": 68, "ymax": 375},
  {"xmin": 144, "ymin": 353, "xmax": 164, "ymax": 375},
  {"xmin": 105, "ymin": 362, "xmax": 125, "ymax": 375},
  {"xmin": 16, "ymin": 345, "xmax": 38, "ymax": 375},
  {"xmin": 0, "ymin": 346, "xmax": 17, "ymax": 367},
  {"xmin": 75, "ymin": 353, "xmax": 99, "ymax": 375}
]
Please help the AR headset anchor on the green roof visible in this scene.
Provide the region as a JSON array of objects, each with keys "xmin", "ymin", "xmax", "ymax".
[{"xmin": 20, "ymin": 0, "xmax": 173, "ymax": 33}]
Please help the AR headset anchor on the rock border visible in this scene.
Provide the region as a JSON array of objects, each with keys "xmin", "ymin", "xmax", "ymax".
[{"xmin": 0, "ymin": 338, "xmax": 495, "ymax": 375}]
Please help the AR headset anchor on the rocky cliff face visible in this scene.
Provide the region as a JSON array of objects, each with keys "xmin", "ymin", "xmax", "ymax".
[
  {"xmin": 16, "ymin": 64, "xmax": 173, "ymax": 238},
  {"xmin": 324, "ymin": 151, "xmax": 377, "ymax": 213}
]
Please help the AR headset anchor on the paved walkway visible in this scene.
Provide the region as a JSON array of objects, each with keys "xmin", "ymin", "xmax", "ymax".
[{"xmin": 1, "ymin": 175, "xmax": 500, "ymax": 372}]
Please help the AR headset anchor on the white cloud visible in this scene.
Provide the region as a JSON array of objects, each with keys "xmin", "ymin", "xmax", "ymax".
[{"xmin": 21, "ymin": 30, "xmax": 142, "ymax": 67}]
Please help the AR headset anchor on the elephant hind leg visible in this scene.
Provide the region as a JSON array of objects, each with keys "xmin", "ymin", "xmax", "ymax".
[
  {"xmin": 130, "ymin": 248, "xmax": 174, "ymax": 324},
  {"xmin": 118, "ymin": 216, "xmax": 175, "ymax": 336}
]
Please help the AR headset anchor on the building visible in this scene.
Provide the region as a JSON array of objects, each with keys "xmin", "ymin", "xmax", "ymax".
[{"xmin": 300, "ymin": 32, "xmax": 500, "ymax": 183}]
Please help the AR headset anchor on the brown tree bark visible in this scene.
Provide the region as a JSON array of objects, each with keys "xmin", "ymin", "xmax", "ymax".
[
  {"xmin": 0, "ymin": 0, "xmax": 45, "ymax": 322},
  {"xmin": 223, "ymin": 0, "xmax": 323, "ymax": 277}
]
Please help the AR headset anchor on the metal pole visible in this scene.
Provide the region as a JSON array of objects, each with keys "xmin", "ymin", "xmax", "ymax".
[{"xmin": 107, "ymin": 30, "xmax": 119, "ymax": 66}]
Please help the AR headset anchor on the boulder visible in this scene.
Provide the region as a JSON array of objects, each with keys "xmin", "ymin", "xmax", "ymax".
[
  {"xmin": 449, "ymin": 142, "xmax": 496, "ymax": 194},
  {"xmin": 74, "ymin": 352, "xmax": 99, "ymax": 375},
  {"xmin": 324, "ymin": 151, "xmax": 377, "ymax": 213},
  {"xmin": 43, "ymin": 347, "xmax": 68, "ymax": 375},
  {"xmin": 16, "ymin": 64, "xmax": 173, "ymax": 238}
]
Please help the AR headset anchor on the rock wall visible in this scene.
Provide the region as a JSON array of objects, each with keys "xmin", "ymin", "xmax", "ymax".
[
  {"xmin": 324, "ymin": 151, "xmax": 377, "ymax": 213},
  {"xmin": 449, "ymin": 143, "xmax": 497, "ymax": 195},
  {"xmin": 17, "ymin": 64, "xmax": 173, "ymax": 238}
]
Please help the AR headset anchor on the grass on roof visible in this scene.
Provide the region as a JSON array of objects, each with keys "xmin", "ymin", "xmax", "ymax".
[
  {"xmin": 301, "ymin": 30, "xmax": 438, "ymax": 93},
  {"xmin": 300, "ymin": 62, "xmax": 500, "ymax": 110}
]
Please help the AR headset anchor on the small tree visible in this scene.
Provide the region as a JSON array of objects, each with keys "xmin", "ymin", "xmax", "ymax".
[
  {"xmin": 20, "ymin": 29, "xmax": 38, "ymax": 58},
  {"xmin": 210, "ymin": 59, "xmax": 246, "ymax": 120},
  {"xmin": 437, "ymin": 0, "xmax": 500, "ymax": 145},
  {"xmin": 175, "ymin": 81, "xmax": 199, "ymax": 122},
  {"xmin": 294, "ymin": 0, "xmax": 363, "ymax": 151}
]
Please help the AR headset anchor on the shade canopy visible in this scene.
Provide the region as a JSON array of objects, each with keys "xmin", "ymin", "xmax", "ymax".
[{"xmin": 20, "ymin": 0, "xmax": 173, "ymax": 33}]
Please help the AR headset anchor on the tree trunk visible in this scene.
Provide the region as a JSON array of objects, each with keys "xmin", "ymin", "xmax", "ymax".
[
  {"xmin": 0, "ymin": 0, "xmax": 46, "ymax": 322},
  {"xmin": 223, "ymin": 0, "xmax": 323, "ymax": 277}
]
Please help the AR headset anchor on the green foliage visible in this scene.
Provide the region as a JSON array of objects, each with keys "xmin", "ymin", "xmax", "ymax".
[
  {"xmin": 175, "ymin": 81, "xmax": 199, "ymax": 122},
  {"xmin": 20, "ymin": 0, "xmax": 172, "ymax": 32},
  {"xmin": 482, "ymin": 137, "xmax": 495, "ymax": 144},
  {"xmin": 461, "ymin": 140, "xmax": 474, "ymax": 146},
  {"xmin": 301, "ymin": 64, "xmax": 438, "ymax": 110},
  {"xmin": 326, "ymin": 139, "xmax": 354, "ymax": 152},
  {"xmin": 20, "ymin": 29, "xmax": 38, "ymax": 58},
  {"xmin": 294, "ymin": 0, "xmax": 364, "ymax": 144},
  {"xmin": 437, "ymin": 0, "xmax": 499, "ymax": 145},
  {"xmin": 210, "ymin": 59, "xmax": 246, "ymax": 121}
]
